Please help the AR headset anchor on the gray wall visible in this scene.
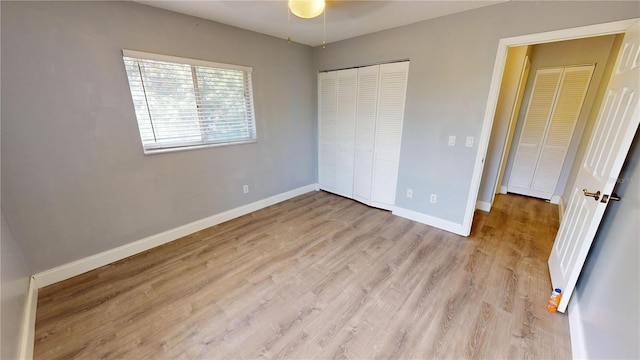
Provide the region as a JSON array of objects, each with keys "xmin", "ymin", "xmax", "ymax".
[
  {"xmin": 1, "ymin": 1, "xmax": 315, "ymax": 272},
  {"xmin": 501, "ymin": 35, "xmax": 617, "ymax": 198},
  {"xmin": 574, "ymin": 131, "xmax": 639, "ymax": 359},
  {"xmin": 1, "ymin": 1, "xmax": 639, "ymax": 357},
  {"xmin": 478, "ymin": 45, "xmax": 529, "ymax": 204},
  {"xmin": 1, "ymin": 212, "xmax": 32, "ymax": 359},
  {"xmin": 313, "ymin": 1, "xmax": 639, "ymax": 224}
]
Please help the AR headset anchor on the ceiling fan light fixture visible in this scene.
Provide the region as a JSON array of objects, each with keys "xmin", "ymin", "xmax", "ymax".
[{"xmin": 288, "ymin": 0, "xmax": 325, "ymax": 19}]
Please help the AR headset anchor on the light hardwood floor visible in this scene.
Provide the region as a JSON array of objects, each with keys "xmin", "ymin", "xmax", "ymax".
[{"xmin": 34, "ymin": 191, "xmax": 571, "ymax": 359}]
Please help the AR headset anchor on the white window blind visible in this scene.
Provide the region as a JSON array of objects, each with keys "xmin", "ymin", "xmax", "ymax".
[{"xmin": 122, "ymin": 50, "xmax": 257, "ymax": 154}]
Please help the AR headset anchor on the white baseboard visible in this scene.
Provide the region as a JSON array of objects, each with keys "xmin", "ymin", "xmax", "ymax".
[
  {"xmin": 475, "ymin": 201, "xmax": 492, "ymax": 212},
  {"xmin": 392, "ymin": 206, "xmax": 465, "ymax": 236},
  {"xmin": 18, "ymin": 276, "xmax": 38, "ymax": 360},
  {"xmin": 33, "ymin": 184, "xmax": 317, "ymax": 288},
  {"xmin": 568, "ymin": 298, "xmax": 587, "ymax": 359},
  {"xmin": 550, "ymin": 194, "xmax": 561, "ymax": 204},
  {"xmin": 499, "ymin": 185, "xmax": 508, "ymax": 194}
]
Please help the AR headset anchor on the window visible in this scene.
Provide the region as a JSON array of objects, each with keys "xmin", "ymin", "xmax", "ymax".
[{"xmin": 122, "ymin": 50, "xmax": 257, "ymax": 154}]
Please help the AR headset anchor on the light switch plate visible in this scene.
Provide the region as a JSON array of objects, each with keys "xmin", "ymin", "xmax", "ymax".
[{"xmin": 465, "ymin": 136, "xmax": 474, "ymax": 147}]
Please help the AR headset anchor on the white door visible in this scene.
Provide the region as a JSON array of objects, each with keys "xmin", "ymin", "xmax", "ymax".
[
  {"xmin": 334, "ymin": 69, "xmax": 358, "ymax": 198},
  {"xmin": 371, "ymin": 62, "xmax": 409, "ymax": 209},
  {"xmin": 353, "ymin": 65, "xmax": 380, "ymax": 205},
  {"xmin": 509, "ymin": 68, "xmax": 562, "ymax": 195},
  {"xmin": 318, "ymin": 71, "xmax": 338, "ymax": 192},
  {"xmin": 529, "ymin": 65, "xmax": 595, "ymax": 199},
  {"xmin": 319, "ymin": 63, "xmax": 409, "ymax": 209},
  {"xmin": 548, "ymin": 21, "xmax": 640, "ymax": 313},
  {"xmin": 509, "ymin": 65, "xmax": 594, "ymax": 200}
]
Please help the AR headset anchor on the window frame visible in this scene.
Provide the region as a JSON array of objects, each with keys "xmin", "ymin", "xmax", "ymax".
[{"xmin": 122, "ymin": 49, "xmax": 257, "ymax": 155}]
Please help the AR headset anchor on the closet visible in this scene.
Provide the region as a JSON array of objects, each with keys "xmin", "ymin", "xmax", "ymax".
[
  {"xmin": 318, "ymin": 61, "xmax": 409, "ymax": 210},
  {"xmin": 508, "ymin": 64, "xmax": 595, "ymax": 200}
]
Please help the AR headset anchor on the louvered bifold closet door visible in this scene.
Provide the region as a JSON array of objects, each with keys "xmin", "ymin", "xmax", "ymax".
[
  {"xmin": 508, "ymin": 68, "xmax": 563, "ymax": 196},
  {"xmin": 318, "ymin": 71, "xmax": 338, "ymax": 192},
  {"xmin": 509, "ymin": 65, "xmax": 594, "ymax": 199},
  {"xmin": 334, "ymin": 69, "xmax": 358, "ymax": 198},
  {"xmin": 371, "ymin": 62, "xmax": 410, "ymax": 209},
  {"xmin": 529, "ymin": 65, "xmax": 594, "ymax": 199},
  {"xmin": 353, "ymin": 65, "xmax": 380, "ymax": 205}
]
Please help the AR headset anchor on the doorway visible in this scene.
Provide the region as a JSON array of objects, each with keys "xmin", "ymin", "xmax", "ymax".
[
  {"xmin": 498, "ymin": 36, "xmax": 618, "ymax": 208},
  {"xmin": 462, "ymin": 18, "xmax": 639, "ymax": 236}
]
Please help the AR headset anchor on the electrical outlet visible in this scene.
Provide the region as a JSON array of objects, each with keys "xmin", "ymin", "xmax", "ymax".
[
  {"xmin": 448, "ymin": 136, "xmax": 456, "ymax": 146},
  {"xmin": 465, "ymin": 136, "xmax": 474, "ymax": 148},
  {"xmin": 243, "ymin": 185, "xmax": 249, "ymax": 194},
  {"xmin": 430, "ymin": 194, "xmax": 437, "ymax": 203},
  {"xmin": 406, "ymin": 188, "xmax": 413, "ymax": 199}
]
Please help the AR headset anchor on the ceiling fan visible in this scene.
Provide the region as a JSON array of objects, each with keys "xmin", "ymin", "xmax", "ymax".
[
  {"xmin": 287, "ymin": 0, "xmax": 327, "ymax": 47},
  {"xmin": 288, "ymin": 0, "xmax": 325, "ymax": 19}
]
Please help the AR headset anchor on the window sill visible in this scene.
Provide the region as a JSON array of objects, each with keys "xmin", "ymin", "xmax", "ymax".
[{"xmin": 143, "ymin": 139, "xmax": 257, "ymax": 155}]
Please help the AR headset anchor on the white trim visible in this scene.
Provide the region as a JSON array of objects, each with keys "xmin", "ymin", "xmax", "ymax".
[
  {"xmin": 392, "ymin": 206, "xmax": 465, "ymax": 236},
  {"xmin": 33, "ymin": 184, "xmax": 316, "ymax": 288},
  {"xmin": 462, "ymin": 18, "xmax": 639, "ymax": 238},
  {"xmin": 568, "ymin": 298, "xmax": 588, "ymax": 360},
  {"xmin": 462, "ymin": 37, "xmax": 509, "ymax": 236},
  {"xmin": 18, "ymin": 276, "xmax": 38, "ymax": 360},
  {"xmin": 558, "ymin": 196, "xmax": 565, "ymax": 224},
  {"xmin": 476, "ymin": 201, "xmax": 492, "ymax": 212},
  {"xmin": 499, "ymin": 185, "xmax": 508, "ymax": 194},
  {"xmin": 550, "ymin": 194, "xmax": 561, "ymax": 205},
  {"xmin": 370, "ymin": 200, "xmax": 394, "ymax": 211},
  {"xmin": 144, "ymin": 139, "xmax": 257, "ymax": 156},
  {"xmin": 122, "ymin": 49, "xmax": 252, "ymax": 73},
  {"xmin": 501, "ymin": 19, "xmax": 638, "ymax": 47},
  {"xmin": 314, "ymin": 183, "xmax": 320, "ymax": 191}
]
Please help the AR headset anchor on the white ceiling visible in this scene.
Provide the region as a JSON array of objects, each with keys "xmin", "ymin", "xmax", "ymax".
[{"xmin": 135, "ymin": 1, "xmax": 506, "ymax": 47}]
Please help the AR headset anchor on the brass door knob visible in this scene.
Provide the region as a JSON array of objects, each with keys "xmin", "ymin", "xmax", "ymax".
[{"xmin": 582, "ymin": 189, "xmax": 601, "ymax": 201}]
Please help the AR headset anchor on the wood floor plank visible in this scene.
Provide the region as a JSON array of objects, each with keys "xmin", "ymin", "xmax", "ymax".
[{"xmin": 34, "ymin": 191, "xmax": 571, "ymax": 359}]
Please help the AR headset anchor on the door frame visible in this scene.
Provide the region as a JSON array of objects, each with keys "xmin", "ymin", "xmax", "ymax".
[
  {"xmin": 463, "ymin": 18, "xmax": 639, "ymax": 236},
  {"xmin": 492, "ymin": 53, "xmax": 530, "ymax": 202}
]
